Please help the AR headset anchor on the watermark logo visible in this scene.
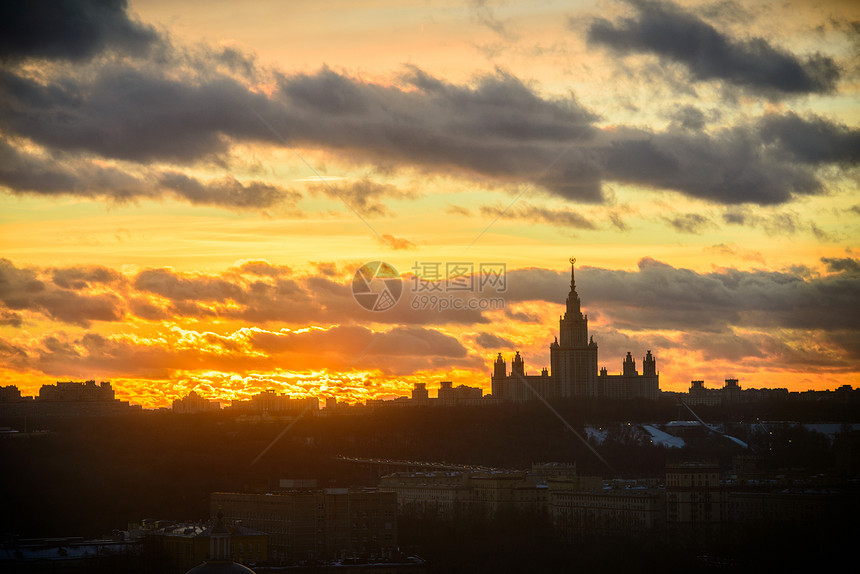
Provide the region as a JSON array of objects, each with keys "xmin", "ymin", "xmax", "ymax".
[
  {"xmin": 352, "ymin": 260, "xmax": 507, "ymax": 313},
  {"xmin": 409, "ymin": 261, "xmax": 506, "ymax": 313},
  {"xmin": 352, "ymin": 261, "xmax": 403, "ymax": 312},
  {"xmin": 410, "ymin": 261, "xmax": 507, "ymax": 293},
  {"xmin": 409, "ymin": 294, "xmax": 505, "ymax": 312}
]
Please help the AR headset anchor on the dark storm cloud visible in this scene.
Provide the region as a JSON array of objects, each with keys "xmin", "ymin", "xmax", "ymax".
[
  {"xmin": 0, "ymin": 138, "xmax": 301, "ymax": 209},
  {"xmin": 0, "ymin": 138, "xmax": 82, "ymax": 195},
  {"xmin": 0, "ymin": 64, "xmax": 274, "ymax": 163},
  {"xmin": 51, "ymin": 266, "xmax": 123, "ymax": 289},
  {"xmin": 0, "ymin": 259, "xmax": 125, "ymax": 326},
  {"xmin": 602, "ymin": 125, "xmax": 823, "ymax": 205},
  {"xmin": 666, "ymin": 105, "xmax": 707, "ymax": 131},
  {"xmin": 681, "ymin": 331, "xmax": 768, "ymax": 362},
  {"xmin": 363, "ymin": 326, "xmax": 468, "ymax": 358},
  {"xmin": 0, "ymin": 0, "xmax": 158, "ymax": 62},
  {"xmin": 0, "ymin": 27, "xmax": 854, "ymax": 209},
  {"xmin": 504, "ymin": 308, "xmax": 541, "ymax": 323},
  {"xmin": 673, "ymin": 328, "xmax": 855, "ymax": 370},
  {"xmin": 128, "ymin": 266, "xmax": 488, "ymax": 326},
  {"xmin": 0, "ymin": 59, "xmax": 606, "ymax": 202},
  {"xmin": 275, "ymin": 65, "xmax": 605, "ymax": 201},
  {"xmin": 133, "ymin": 268, "xmax": 249, "ymax": 304},
  {"xmin": 283, "ymin": 66, "xmax": 372, "ymax": 115},
  {"xmin": 586, "ymin": 0, "xmax": 840, "ymax": 96},
  {"xmin": 504, "ymin": 258, "xmax": 860, "ymax": 336},
  {"xmin": 475, "ymin": 332, "xmax": 516, "ymax": 349},
  {"xmin": 821, "ymin": 257, "xmax": 860, "ymax": 274},
  {"xmin": 0, "ymin": 310, "xmax": 23, "ymax": 327},
  {"xmin": 158, "ymin": 172, "xmax": 301, "ymax": 209},
  {"xmin": 0, "ymin": 136, "xmax": 168, "ymax": 204},
  {"xmin": 4, "ymin": 258, "xmax": 858, "ymax": 371},
  {"xmin": 502, "ymin": 268, "xmax": 572, "ymax": 305},
  {"xmin": 827, "ymin": 330, "xmax": 860, "ymax": 362},
  {"xmin": 0, "ymin": 336, "xmax": 31, "ymax": 368},
  {"xmin": 758, "ymin": 112, "xmax": 860, "ymax": 165},
  {"xmin": 583, "ymin": 327, "xmax": 674, "ymax": 368}
]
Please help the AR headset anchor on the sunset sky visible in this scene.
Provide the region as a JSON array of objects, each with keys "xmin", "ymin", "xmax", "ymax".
[{"xmin": 1, "ymin": 0, "xmax": 858, "ymax": 408}]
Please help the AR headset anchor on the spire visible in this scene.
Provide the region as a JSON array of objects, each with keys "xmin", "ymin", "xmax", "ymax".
[
  {"xmin": 493, "ymin": 353, "xmax": 507, "ymax": 379},
  {"xmin": 559, "ymin": 257, "xmax": 588, "ymax": 347},
  {"xmin": 565, "ymin": 257, "xmax": 582, "ymax": 316}
]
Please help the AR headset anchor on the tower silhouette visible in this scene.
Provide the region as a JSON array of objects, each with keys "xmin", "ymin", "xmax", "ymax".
[{"xmin": 491, "ymin": 259, "xmax": 659, "ymax": 401}]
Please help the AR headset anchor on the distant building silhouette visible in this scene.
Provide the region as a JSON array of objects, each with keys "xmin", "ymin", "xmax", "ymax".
[
  {"xmin": 684, "ymin": 378, "xmax": 790, "ymax": 406},
  {"xmin": 0, "ymin": 380, "xmax": 139, "ymax": 416},
  {"xmin": 229, "ymin": 389, "xmax": 319, "ymax": 414},
  {"xmin": 173, "ymin": 390, "xmax": 221, "ymax": 414},
  {"xmin": 39, "ymin": 380, "xmax": 116, "ymax": 402},
  {"xmin": 366, "ymin": 381, "xmax": 493, "ymax": 408},
  {"xmin": 492, "ymin": 260, "xmax": 659, "ymax": 401},
  {"xmin": 0, "ymin": 385, "xmax": 25, "ymax": 403}
]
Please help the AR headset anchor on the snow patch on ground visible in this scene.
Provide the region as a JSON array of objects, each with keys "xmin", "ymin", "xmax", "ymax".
[
  {"xmin": 585, "ymin": 425, "xmax": 608, "ymax": 444},
  {"xmin": 803, "ymin": 423, "xmax": 860, "ymax": 442},
  {"xmin": 641, "ymin": 424, "xmax": 685, "ymax": 448}
]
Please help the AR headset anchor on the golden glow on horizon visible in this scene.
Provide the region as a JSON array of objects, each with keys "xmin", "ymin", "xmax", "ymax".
[{"xmin": 1, "ymin": 0, "xmax": 858, "ymax": 407}]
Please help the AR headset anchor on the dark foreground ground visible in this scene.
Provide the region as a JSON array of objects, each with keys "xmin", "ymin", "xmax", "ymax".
[{"xmin": 1, "ymin": 397, "xmax": 858, "ymax": 573}]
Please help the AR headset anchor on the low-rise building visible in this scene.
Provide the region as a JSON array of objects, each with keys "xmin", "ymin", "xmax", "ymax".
[
  {"xmin": 665, "ymin": 461, "xmax": 725, "ymax": 526},
  {"xmin": 380, "ymin": 464, "xmax": 603, "ymax": 521},
  {"xmin": 146, "ymin": 518, "xmax": 267, "ymax": 573},
  {"xmin": 172, "ymin": 391, "xmax": 220, "ymax": 414},
  {"xmin": 686, "ymin": 379, "xmax": 791, "ymax": 406},
  {"xmin": 211, "ymin": 488, "xmax": 396, "ymax": 564},
  {"xmin": 549, "ymin": 484, "xmax": 664, "ymax": 536},
  {"xmin": 367, "ymin": 382, "xmax": 492, "ymax": 408},
  {"xmin": 229, "ymin": 390, "xmax": 319, "ymax": 414},
  {"xmin": 0, "ymin": 381, "xmax": 140, "ymax": 416}
]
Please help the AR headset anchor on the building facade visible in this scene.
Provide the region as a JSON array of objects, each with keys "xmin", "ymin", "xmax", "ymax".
[
  {"xmin": 229, "ymin": 390, "xmax": 319, "ymax": 414},
  {"xmin": 491, "ymin": 261, "xmax": 659, "ymax": 401},
  {"xmin": 146, "ymin": 518, "xmax": 266, "ymax": 573},
  {"xmin": 211, "ymin": 488, "xmax": 396, "ymax": 564},
  {"xmin": 366, "ymin": 381, "xmax": 492, "ymax": 408},
  {"xmin": 39, "ymin": 380, "xmax": 116, "ymax": 402},
  {"xmin": 665, "ymin": 461, "xmax": 724, "ymax": 526},
  {"xmin": 684, "ymin": 378, "xmax": 791, "ymax": 406},
  {"xmin": 0, "ymin": 381, "xmax": 139, "ymax": 416},
  {"xmin": 379, "ymin": 464, "xmax": 604, "ymax": 521},
  {"xmin": 173, "ymin": 391, "xmax": 221, "ymax": 414},
  {"xmin": 549, "ymin": 486, "xmax": 664, "ymax": 537}
]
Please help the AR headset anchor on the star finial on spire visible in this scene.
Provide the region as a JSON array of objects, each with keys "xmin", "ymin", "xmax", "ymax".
[{"xmin": 569, "ymin": 257, "xmax": 576, "ymax": 289}]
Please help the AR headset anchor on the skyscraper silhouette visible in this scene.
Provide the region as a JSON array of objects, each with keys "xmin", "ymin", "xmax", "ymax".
[{"xmin": 491, "ymin": 260, "xmax": 659, "ymax": 401}]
